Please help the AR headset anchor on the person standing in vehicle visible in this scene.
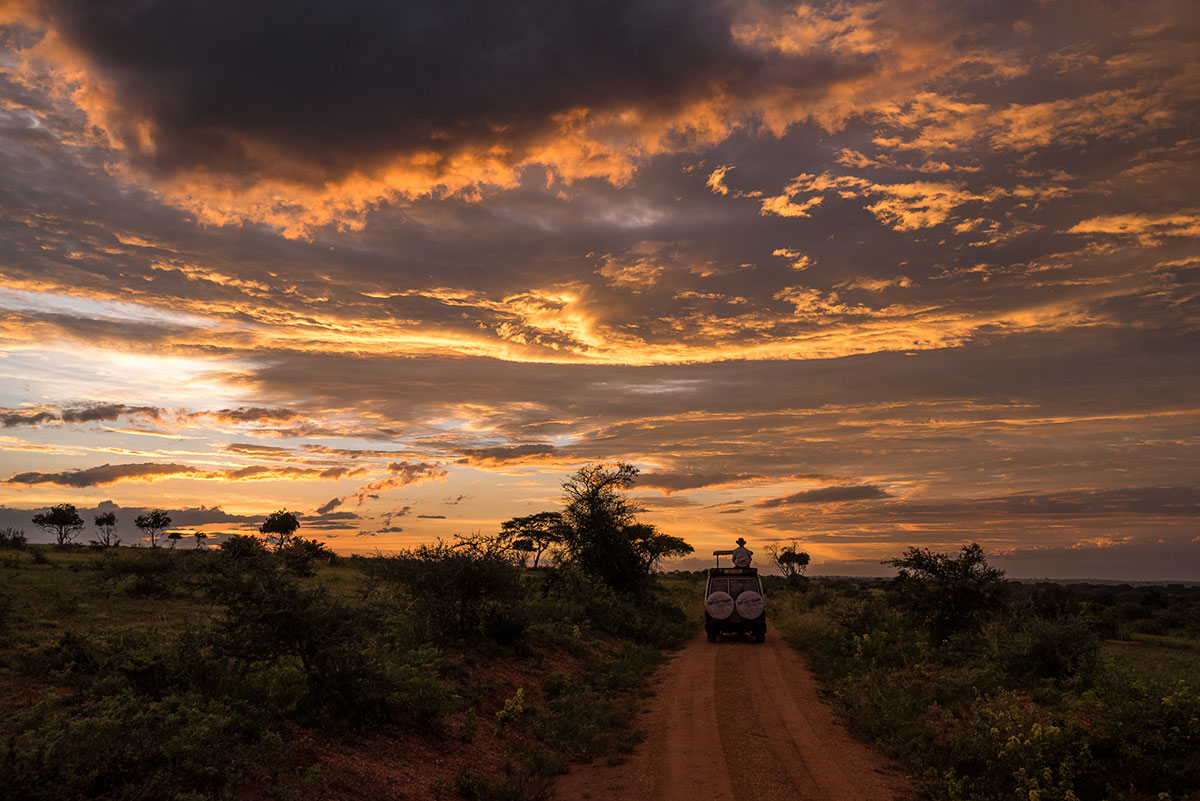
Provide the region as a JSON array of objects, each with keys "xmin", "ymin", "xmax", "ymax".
[{"xmin": 732, "ymin": 537, "xmax": 753, "ymax": 567}]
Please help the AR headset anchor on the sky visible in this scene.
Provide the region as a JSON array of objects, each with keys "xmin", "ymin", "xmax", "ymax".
[{"xmin": 0, "ymin": 0, "xmax": 1197, "ymax": 579}]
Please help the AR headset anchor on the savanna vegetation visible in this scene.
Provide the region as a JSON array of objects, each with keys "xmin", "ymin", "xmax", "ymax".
[
  {"xmin": 770, "ymin": 545, "xmax": 1200, "ymax": 801},
  {"xmin": 0, "ymin": 464, "xmax": 697, "ymax": 801}
]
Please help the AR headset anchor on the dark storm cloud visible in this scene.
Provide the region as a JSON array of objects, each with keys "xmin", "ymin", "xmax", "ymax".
[
  {"xmin": 29, "ymin": 0, "xmax": 754, "ymax": 180},
  {"xmin": 456, "ymin": 443, "xmax": 558, "ymax": 465},
  {"xmin": 637, "ymin": 471, "xmax": 768, "ymax": 493},
  {"xmin": 204, "ymin": 407, "xmax": 301, "ymax": 424},
  {"xmin": 0, "ymin": 410, "xmax": 56, "ymax": 427},
  {"xmin": 6, "ymin": 462, "xmax": 198, "ymax": 487},
  {"xmin": 60, "ymin": 403, "xmax": 161, "ymax": 423},
  {"xmin": 314, "ymin": 497, "xmax": 343, "ymax": 515},
  {"xmin": 880, "ymin": 486, "xmax": 1200, "ymax": 519},
  {"xmin": 755, "ymin": 485, "xmax": 892, "ymax": 508},
  {"xmin": 0, "ymin": 404, "xmax": 163, "ymax": 427}
]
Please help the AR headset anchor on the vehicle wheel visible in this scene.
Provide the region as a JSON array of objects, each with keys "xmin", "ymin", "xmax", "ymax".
[{"xmin": 755, "ymin": 631, "xmax": 765, "ymax": 643}]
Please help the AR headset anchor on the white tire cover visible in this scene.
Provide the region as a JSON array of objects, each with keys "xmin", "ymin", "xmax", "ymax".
[
  {"xmin": 736, "ymin": 591, "xmax": 764, "ymax": 620},
  {"xmin": 705, "ymin": 591, "xmax": 734, "ymax": 620}
]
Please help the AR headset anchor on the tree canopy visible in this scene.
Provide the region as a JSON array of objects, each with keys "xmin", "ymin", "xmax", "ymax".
[
  {"xmin": 499, "ymin": 510, "xmax": 566, "ymax": 568},
  {"xmin": 260, "ymin": 510, "xmax": 301, "ymax": 550},
  {"xmin": 886, "ymin": 542, "xmax": 1009, "ymax": 644},
  {"xmin": 92, "ymin": 511, "xmax": 119, "ymax": 547},
  {"xmin": 766, "ymin": 540, "xmax": 811, "ymax": 584},
  {"xmin": 135, "ymin": 509, "xmax": 172, "ymax": 548},
  {"xmin": 557, "ymin": 463, "xmax": 692, "ymax": 591},
  {"xmin": 32, "ymin": 503, "xmax": 84, "ymax": 546}
]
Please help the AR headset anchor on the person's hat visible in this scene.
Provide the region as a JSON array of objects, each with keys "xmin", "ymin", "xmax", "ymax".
[{"xmin": 735, "ymin": 537, "xmax": 747, "ymax": 546}]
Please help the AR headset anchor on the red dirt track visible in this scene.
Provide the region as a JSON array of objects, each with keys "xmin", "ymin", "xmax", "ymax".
[{"xmin": 554, "ymin": 626, "xmax": 910, "ymax": 801}]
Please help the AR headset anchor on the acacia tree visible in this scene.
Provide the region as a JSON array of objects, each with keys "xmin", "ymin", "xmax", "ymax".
[
  {"xmin": 558, "ymin": 463, "xmax": 692, "ymax": 591},
  {"xmin": 766, "ymin": 540, "xmax": 811, "ymax": 584},
  {"xmin": 626, "ymin": 523, "xmax": 694, "ymax": 573},
  {"xmin": 260, "ymin": 510, "xmax": 300, "ymax": 550},
  {"xmin": 135, "ymin": 509, "xmax": 172, "ymax": 548},
  {"xmin": 32, "ymin": 503, "xmax": 84, "ymax": 546},
  {"xmin": 885, "ymin": 542, "xmax": 1008, "ymax": 644},
  {"xmin": 194, "ymin": 530, "xmax": 209, "ymax": 548},
  {"xmin": 92, "ymin": 511, "xmax": 120, "ymax": 547},
  {"xmin": 499, "ymin": 511, "xmax": 566, "ymax": 568},
  {"xmin": 167, "ymin": 530, "xmax": 183, "ymax": 549}
]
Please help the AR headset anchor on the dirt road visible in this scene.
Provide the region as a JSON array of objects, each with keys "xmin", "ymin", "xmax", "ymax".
[{"xmin": 554, "ymin": 626, "xmax": 909, "ymax": 801}]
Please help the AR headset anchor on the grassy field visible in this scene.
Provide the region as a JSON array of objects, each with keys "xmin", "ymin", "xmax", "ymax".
[
  {"xmin": 0, "ymin": 542, "xmax": 700, "ymax": 801},
  {"xmin": 1102, "ymin": 633, "xmax": 1200, "ymax": 685}
]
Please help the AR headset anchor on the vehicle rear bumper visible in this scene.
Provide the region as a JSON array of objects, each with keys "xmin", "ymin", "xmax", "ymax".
[{"xmin": 705, "ymin": 617, "xmax": 766, "ymax": 635}]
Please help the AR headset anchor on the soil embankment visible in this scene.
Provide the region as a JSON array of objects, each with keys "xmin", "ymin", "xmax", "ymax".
[{"xmin": 555, "ymin": 626, "xmax": 909, "ymax": 801}]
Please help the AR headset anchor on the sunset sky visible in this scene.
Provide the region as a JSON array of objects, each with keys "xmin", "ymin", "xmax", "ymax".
[{"xmin": 1, "ymin": 0, "xmax": 1197, "ymax": 579}]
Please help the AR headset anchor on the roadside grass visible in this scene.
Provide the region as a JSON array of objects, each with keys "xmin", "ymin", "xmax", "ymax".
[
  {"xmin": 773, "ymin": 579, "xmax": 1200, "ymax": 801},
  {"xmin": 1, "ymin": 544, "xmax": 697, "ymax": 801},
  {"xmin": 1102, "ymin": 633, "xmax": 1200, "ymax": 685}
]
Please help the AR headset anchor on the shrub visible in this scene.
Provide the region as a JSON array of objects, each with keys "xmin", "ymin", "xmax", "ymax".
[
  {"xmin": 999, "ymin": 615, "xmax": 1101, "ymax": 683},
  {"xmin": 279, "ymin": 537, "xmax": 335, "ymax": 577},
  {"xmin": 886, "ymin": 543, "xmax": 1009, "ymax": 645},
  {"xmin": 0, "ymin": 527, "xmax": 27, "ymax": 549},
  {"xmin": 0, "ymin": 691, "xmax": 262, "ymax": 801},
  {"xmin": 368, "ymin": 535, "xmax": 526, "ymax": 642},
  {"xmin": 218, "ymin": 533, "xmax": 269, "ymax": 560}
]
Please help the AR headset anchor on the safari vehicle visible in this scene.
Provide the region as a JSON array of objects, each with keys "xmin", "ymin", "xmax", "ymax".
[{"xmin": 704, "ymin": 554, "xmax": 766, "ymax": 642}]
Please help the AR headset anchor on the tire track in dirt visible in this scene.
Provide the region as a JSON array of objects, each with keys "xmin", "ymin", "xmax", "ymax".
[{"xmin": 554, "ymin": 625, "xmax": 907, "ymax": 801}]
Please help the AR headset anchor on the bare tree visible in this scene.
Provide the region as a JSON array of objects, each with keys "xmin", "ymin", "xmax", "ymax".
[{"xmin": 92, "ymin": 511, "xmax": 120, "ymax": 547}]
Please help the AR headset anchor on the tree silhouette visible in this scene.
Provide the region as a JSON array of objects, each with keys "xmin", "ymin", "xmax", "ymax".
[
  {"xmin": 92, "ymin": 511, "xmax": 120, "ymax": 547},
  {"xmin": 626, "ymin": 523, "xmax": 694, "ymax": 573},
  {"xmin": 32, "ymin": 503, "xmax": 84, "ymax": 546},
  {"xmin": 194, "ymin": 531, "xmax": 208, "ymax": 548},
  {"xmin": 886, "ymin": 542, "xmax": 1008, "ymax": 644},
  {"xmin": 766, "ymin": 540, "xmax": 810, "ymax": 584},
  {"xmin": 167, "ymin": 530, "xmax": 183, "ymax": 548},
  {"xmin": 499, "ymin": 510, "xmax": 566, "ymax": 568},
  {"xmin": 260, "ymin": 510, "xmax": 300, "ymax": 550},
  {"xmin": 558, "ymin": 463, "xmax": 692, "ymax": 591},
  {"xmin": 135, "ymin": 509, "xmax": 172, "ymax": 548}
]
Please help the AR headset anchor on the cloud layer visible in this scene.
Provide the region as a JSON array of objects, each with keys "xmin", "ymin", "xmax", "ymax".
[{"xmin": 0, "ymin": 0, "xmax": 1197, "ymax": 576}]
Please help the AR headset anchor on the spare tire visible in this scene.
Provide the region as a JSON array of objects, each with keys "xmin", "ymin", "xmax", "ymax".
[
  {"xmin": 705, "ymin": 591, "xmax": 734, "ymax": 620},
  {"xmin": 735, "ymin": 591, "xmax": 764, "ymax": 620}
]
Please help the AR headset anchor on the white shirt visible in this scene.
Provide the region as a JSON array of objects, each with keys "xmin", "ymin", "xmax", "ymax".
[{"xmin": 732, "ymin": 546, "xmax": 752, "ymax": 567}]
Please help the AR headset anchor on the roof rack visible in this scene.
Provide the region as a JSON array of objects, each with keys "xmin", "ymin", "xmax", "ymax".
[{"xmin": 712, "ymin": 549, "xmax": 734, "ymax": 567}]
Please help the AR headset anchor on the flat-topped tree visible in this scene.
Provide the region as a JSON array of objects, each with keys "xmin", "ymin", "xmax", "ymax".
[
  {"xmin": 33, "ymin": 503, "xmax": 84, "ymax": 546},
  {"xmin": 260, "ymin": 510, "xmax": 300, "ymax": 550},
  {"xmin": 135, "ymin": 509, "xmax": 172, "ymax": 548},
  {"xmin": 499, "ymin": 510, "xmax": 567, "ymax": 568}
]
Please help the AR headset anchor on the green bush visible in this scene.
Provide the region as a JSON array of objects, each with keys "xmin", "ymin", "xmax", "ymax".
[
  {"xmin": 999, "ymin": 616, "xmax": 1101, "ymax": 683},
  {"xmin": 366, "ymin": 536, "xmax": 526, "ymax": 642},
  {"xmin": 0, "ymin": 691, "xmax": 264, "ymax": 801}
]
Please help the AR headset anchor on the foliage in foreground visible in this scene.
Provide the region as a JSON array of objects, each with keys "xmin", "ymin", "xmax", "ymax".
[
  {"xmin": 0, "ymin": 539, "xmax": 696, "ymax": 801},
  {"xmin": 774, "ymin": 554, "xmax": 1200, "ymax": 801}
]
